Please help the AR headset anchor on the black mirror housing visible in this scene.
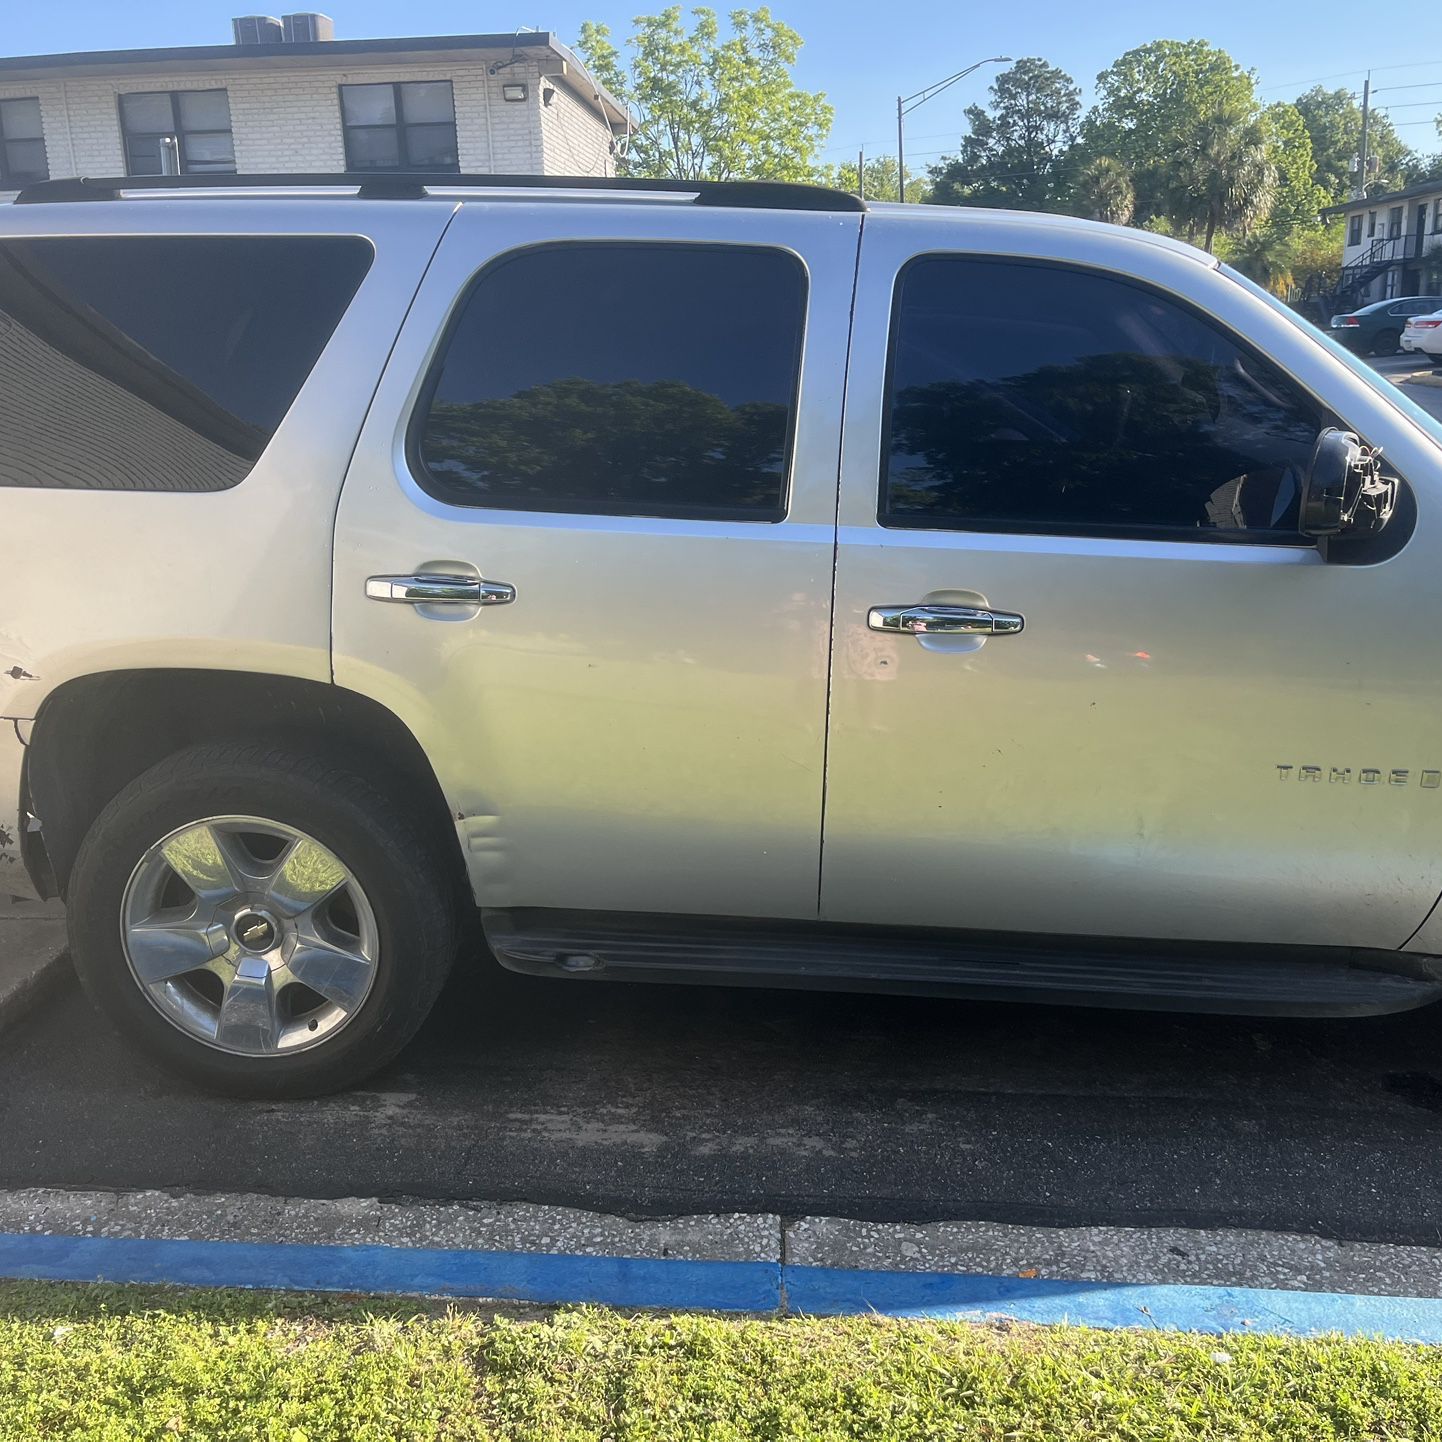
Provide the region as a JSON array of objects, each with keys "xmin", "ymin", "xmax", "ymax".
[{"xmin": 1301, "ymin": 427, "xmax": 1397, "ymax": 542}]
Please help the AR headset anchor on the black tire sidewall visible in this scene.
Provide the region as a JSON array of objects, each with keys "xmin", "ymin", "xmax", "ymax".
[
  {"xmin": 1373, "ymin": 329, "xmax": 1401, "ymax": 356},
  {"xmin": 67, "ymin": 747, "xmax": 457, "ymax": 1098}
]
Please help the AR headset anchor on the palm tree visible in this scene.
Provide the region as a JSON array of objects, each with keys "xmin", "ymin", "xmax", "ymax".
[
  {"xmin": 1168, "ymin": 99, "xmax": 1276, "ymax": 252},
  {"xmin": 1072, "ymin": 156, "xmax": 1135, "ymax": 225}
]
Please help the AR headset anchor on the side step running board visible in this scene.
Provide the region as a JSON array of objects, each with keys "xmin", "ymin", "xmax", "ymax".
[{"xmin": 482, "ymin": 909, "xmax": 1442, "ymax": 1019}]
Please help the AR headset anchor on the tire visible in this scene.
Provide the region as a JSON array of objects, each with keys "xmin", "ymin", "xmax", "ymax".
[
  {"xmin": 1372, "ymin": 329, "xmax": 1401, "ymax": 356},
  {"xmin": 67, "ymin": 742, "xmax": 459, "ymax": 1098}
]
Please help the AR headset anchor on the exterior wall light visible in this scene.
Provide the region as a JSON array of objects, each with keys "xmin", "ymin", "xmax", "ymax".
[{"xmin": 502, "ymin": 83, "xmax": 528, "ymax": 102}]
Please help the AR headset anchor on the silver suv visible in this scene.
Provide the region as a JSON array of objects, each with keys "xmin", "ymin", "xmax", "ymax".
[{"xmin": 3, "ymin": 173, "xmax": 1440, "ymax": 1097}]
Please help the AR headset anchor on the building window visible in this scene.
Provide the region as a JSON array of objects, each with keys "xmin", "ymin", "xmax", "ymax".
[
  {"xmin": 1434, "ymin": 199, "xmax": 1442, "ymax": 234},
  {"xmin": 1388, "ymin": 206, "xmax": 1403, "ymax": 239},
  {"xmin": 119, "ymin": 90, "xmax": 235, "ymax": 175},
  {"xmin": 1367, "ymin": 210, "xmax": 1377, "ymax": 238},
  {"xmin": 340, "ymin": 81, "xmax": 458, "ymax": 171},
  {"xmin": 879, "ymin": 256, "xmax": 1321, "ymax": 544},
  {"xmin": 0, "ymin": 98, "xmax": 48, "ymax": 185},
  {"xmin": 414, "ymin": 243, "xmax": 806, "ymax": 519},
  {"xmin": 1348, "ymin": 214, "xmax": 1363, "ymax": 247}
]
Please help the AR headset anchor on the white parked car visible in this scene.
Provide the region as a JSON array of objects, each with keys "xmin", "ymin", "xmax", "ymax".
[{"xmin": 1401, "ymin": 309, "xmax": 1442, "ymax": 361}]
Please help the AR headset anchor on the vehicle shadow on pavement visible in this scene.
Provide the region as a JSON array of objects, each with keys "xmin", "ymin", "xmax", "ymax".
[{"xmin": 3, "ymin": 958, "xmax": 1441, "ymax": 1246}]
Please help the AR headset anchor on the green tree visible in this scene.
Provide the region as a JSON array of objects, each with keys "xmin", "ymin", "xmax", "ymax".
[
  {"xmin": 1293, "ymin": 85, "xmax": 1417, "ymax": 201},
  {"xmin": 927, "ymin": 58, "xmax": 1081, "ymax": 211},
  {"xmin": 576, "ymin": 7, "xmax": 832, "ymax": 182},
  {"xmin": 1083, "ymin": 40, "xmax": 1256, "ymax": 224},
  {"xmin": 1166, "ymin": 96, "xmax": 1276, "ymax": 251},
  {"xmin": 823, "ymin": 155, "xmax": 928, "ymax": 203},
  {"xmin": 1263, "ymin": 101, "xmax": 1328, "ymax": 233},
  {"xmin": 1070, "ymin": 155, "xmax": 1135, "ymax": 225}
]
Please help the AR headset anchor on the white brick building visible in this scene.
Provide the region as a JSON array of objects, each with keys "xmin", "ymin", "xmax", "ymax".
[{"xmin": 0, "ymin": 16, "xmax": 628, "ymax": 195}]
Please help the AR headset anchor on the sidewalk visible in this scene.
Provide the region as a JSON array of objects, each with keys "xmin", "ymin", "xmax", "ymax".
[{"xmin": 0, "ymin": 894, "xmax": 67, "ymax": 1034}]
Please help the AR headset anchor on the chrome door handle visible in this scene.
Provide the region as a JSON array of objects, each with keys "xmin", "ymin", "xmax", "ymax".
[
  {"xmin": 868, "ymin": 604, "xmax": 1024, "ymax": 636},
  {"xmin": 365, "ymin": 573, "xmax": 516, "ymax": 606}
]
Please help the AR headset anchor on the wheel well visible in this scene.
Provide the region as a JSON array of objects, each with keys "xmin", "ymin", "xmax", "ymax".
[{"xmin": 25, "ymin": 671, "xmax": 467, "ymax": 901}]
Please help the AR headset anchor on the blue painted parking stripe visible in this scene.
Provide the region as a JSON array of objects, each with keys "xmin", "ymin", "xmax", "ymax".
[
  {"xmin": 784, "ymin": 1265, "xmax": 1442, "ymax": 1341},
  {"xmin": 0, "ymin": 1234, "xmax": 781, "ymax": 1313},
  {"xmin": 5, "ymin": 1232, "xmax": 1442, "ymax": 1340}
]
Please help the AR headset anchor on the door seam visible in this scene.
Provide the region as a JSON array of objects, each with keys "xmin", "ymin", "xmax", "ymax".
[
  {"xmin": 326, "ymin": 202, "xmax": 464, "ymax": 685},
  {"xmin": 815, "ymin": 213, "xmax": 867, "ymax": 918}
]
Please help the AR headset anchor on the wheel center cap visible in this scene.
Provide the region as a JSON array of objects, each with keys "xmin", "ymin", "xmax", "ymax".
[{"xmin": 232, "ymin": 908, "xmax": 278, "ymax": 953}]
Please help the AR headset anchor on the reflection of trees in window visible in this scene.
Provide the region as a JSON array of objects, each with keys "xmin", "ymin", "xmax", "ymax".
[
  {"xmin": 423, "ymin": 378, "xmax": 790, "ymax": 518},
  {"xmin": 886, "ymin": 352, "xmax": 1317, "ymax": 533}
]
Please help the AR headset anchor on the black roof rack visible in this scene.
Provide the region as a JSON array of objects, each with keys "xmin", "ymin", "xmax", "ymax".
[{"xmin": 14, "ymin": 171, "xmax": 866, "ymax": 212}]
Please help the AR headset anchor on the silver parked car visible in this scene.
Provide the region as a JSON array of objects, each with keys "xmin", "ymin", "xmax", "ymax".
[{"xmin": 2, "ymin": 173, "xmax": 1440, "ymax": 1097}]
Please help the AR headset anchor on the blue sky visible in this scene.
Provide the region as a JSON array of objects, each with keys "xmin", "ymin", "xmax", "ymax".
[{"xmin": 9, "ymin": 0, "xmax": 1442, "ymax": 167}]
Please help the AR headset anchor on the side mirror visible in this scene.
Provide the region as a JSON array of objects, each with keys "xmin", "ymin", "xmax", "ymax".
[{"xmin": 1301, "ymin": 427, "xmax": 1397, "ymax": 541}]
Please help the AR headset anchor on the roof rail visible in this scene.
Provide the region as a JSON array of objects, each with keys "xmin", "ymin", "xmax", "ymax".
[{"xmin": 14, "ymin": 171, "xmax": 867, "ymax": 213}]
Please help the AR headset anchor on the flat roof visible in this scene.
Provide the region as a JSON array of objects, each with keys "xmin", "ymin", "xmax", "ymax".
[
  {"xmin": 0, "ymin": 31, "xmax": 631, "ymax": 130},
  {"xmin": 1322, "ymin": 177, "xmax": 1442, "ymax": 218}
]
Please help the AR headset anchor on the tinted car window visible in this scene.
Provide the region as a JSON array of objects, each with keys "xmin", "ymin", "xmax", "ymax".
[
  {"xmin": 415, "ymin": 244, "xmax": 806, "ymax": 520},
  {"xmin": 882, "ymin": 257, "xmax": 1322, "ymax": 541},
  {"xmin": 0, "ymin": 236, "xmax": 372, "ymax": 492}
]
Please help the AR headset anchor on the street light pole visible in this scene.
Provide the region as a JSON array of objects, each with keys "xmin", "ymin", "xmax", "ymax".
[{"xmin": 896, "ymin": 56, "xmax": 1011, "ymax": 203}]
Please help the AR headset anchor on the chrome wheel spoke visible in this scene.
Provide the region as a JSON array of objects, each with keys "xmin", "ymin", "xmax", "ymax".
[
  {"xmin": 126, "ymin": 912, "xmax": 226, "ymax": 984},
  {"xmin": 159, "ymin": 823, "xmax": 251, "ymax": 902},
  {"xmin": 215, "ymin": 964, "xmax": 279, "ymax": 1054},
  {"xmin": 263, "ymin": 836, "xmax": 348, "ymax": 918},
  {"xmin": 285, "ymin": 933, "xmax": 374, "ymax": 1013}
]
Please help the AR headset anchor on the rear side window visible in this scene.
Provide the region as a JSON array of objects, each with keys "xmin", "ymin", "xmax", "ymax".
[
  {"xmin": 414, "ymin": 243, "xmax": 806, "ymax": 520},
  {"xmin": 0, "ymin": 235, "xmax": 372, "ymax": 492},
  {"xmin": 882, "ymin": 256, "xmax": 1323, "ymax": 542}
]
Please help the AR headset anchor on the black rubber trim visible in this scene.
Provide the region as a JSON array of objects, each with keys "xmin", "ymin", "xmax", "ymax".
[{"xmin": 482, "ymin": 908, "xmax": 1442, "ymax": 1019}]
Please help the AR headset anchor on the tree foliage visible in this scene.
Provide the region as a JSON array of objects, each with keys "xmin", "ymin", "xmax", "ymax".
[
  {"xmin": 928, "ymin": 58, "xmax": 1081, "ymax": 211},
  {"xmin": 1071, "ymin": 155, "xmax": 1135, "ymax": 225},
  {"xmin": 576, "ymin": 7, "xmax": 832, "ymax": 181},
  {"xmin": 1293, "ymin": 85, "xmax": 1416, "ymax": 201},
  {"xmin": 823, "ymin": 155, "xmax": 929, "ymax": 203},
  {"xmin": 1081, "ymin": 40, "xmax": 1257, "ymax": 226}
]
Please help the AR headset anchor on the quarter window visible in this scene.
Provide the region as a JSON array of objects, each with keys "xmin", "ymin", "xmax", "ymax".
[
  {"xmin": 120, "ymin": 90, "xmax": 235, "ymax": 175},
  {"xmin": 0, "ymin": 98, "xmax": 47, "ymax": 185},
  {"xmin": 0, "ymin": 236, "xmax": 372, "ymax": 491},
  {"xmin": 881, "ymin": 257, "xmax": 1322, "ymax": 542},
  {"xmin": 415, "ymin": 244, "xmax": 807, "ymax": 520},
  {"xmin": 340, "ymin": 81, "xmax": 458, "ymax": 171}
]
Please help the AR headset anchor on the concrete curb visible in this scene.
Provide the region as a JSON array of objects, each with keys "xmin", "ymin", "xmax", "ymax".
[
  {"xmin": 6, "ymin": 1186, "xmax": 1442, "ymax": 1338},
  {"xmin": 0, "ymin": 898, "xmax": 67, "ymax": 1037}
]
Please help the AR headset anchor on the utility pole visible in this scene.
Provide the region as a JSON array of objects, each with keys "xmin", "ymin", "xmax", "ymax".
[
  {"xmin": 1356, "ymin": 71, "xmax": 1371, "ymax": 200},
  {"xmin": 896, "ymin": 56, "xmax": 1011, "ymax": 203},
  {"xmin": 896, "ymin": 97, "xmax": 905, "ymax": 202}
]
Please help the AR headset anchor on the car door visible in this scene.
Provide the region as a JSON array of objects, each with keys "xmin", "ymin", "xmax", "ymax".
[
  {"xmin": 332, "ymin": 200, "xmax": 859, "ymax": 919},
  {"xmin": 821, "ymin": 216, "xmax": 1442, "ymax": 949}
]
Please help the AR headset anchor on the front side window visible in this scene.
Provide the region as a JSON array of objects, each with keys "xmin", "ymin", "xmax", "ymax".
[
  {"xmin": 0, "ymin": 98, "xmax": 47, "ymax": 185},
  {"xmin": 881, "ymin": 256, "xmax": 1323, "ymax": 542},
  {"xmin": 415, "ymin": 243, "xmax": 807, "ymax": 520},
  {"xmin": 120, "ymin": 90, "xmax": 235, "ymax": 175},
  {"xmin": 1348, "ymin": 214, "xmax": 1363, "ymax": 247},
  {"xmin": 341, "ymin": 81, "xmax": 458, "ymax": 171},
  {"xmin": 0, "ymin": 236, "xmax": 372, "ymax": 491}
]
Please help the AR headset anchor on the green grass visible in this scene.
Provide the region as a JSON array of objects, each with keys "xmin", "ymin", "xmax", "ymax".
[{"xmin": 3, "ymin": 1279, "xmax": 1442, "ymax": 1440}]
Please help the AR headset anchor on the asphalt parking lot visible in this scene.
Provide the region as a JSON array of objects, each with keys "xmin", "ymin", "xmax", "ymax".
[{"xmin": 5, "ymin": 956, "xmax": 1442, "ymax": 1247}]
